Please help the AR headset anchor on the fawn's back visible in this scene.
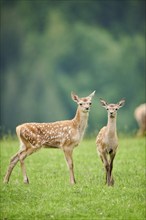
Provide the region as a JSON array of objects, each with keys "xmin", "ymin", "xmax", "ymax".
[{"xmin": 17, "ymin": 120, "xmax": 81, "ymax": 149}]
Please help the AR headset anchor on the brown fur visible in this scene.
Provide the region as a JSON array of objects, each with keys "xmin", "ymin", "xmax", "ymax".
[
  {"xmin": 134, "ymin": 103, "xmax": 146, "ymax": 136},
  {"xmin": 96, "ymin": 98, "xmax": 125, "ymax": 186},
  {"xmin": 3, "ymin": 91, "xmax": 95, "ymax": 184}
]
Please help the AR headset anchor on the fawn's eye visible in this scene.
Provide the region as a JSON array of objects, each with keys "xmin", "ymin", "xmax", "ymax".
[
  {"xmin": 107, "ymin": 108, "xmax": 109, "ymax": 110},
  {"xmin": 89, "ymin": 102, "xmax": 92, "ymax": 105},
  {"xmin": 115, "ymin": 108, "xmax": 118, "ymax": 111},
  {"xmin": 80, "ymin": 103, "xmax": 83, "ymax": 106}
]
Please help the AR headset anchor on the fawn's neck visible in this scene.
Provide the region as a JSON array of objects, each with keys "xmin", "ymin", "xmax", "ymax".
[
  {"xmin": 106, "ymin": 115, "xmax": 117, "ymax": 137},
  {"xmin": 73, "ymin": 107, "xmax": 89, "ymax": 135}
]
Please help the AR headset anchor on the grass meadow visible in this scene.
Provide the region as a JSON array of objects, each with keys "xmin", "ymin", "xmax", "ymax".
[{"xmin": 0, "ymin": 136, "xmax": 145, "ymax": 220}]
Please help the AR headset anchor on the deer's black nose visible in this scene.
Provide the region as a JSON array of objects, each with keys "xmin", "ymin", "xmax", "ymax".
[{"xmin": 86, "ymin": 108, "xmax": 89, "ymax": 110}]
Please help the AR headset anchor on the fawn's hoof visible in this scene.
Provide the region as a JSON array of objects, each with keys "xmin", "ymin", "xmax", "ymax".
[
  {"xmin": 107, "ymin": 180, "xmax": 114, "ymax": 187},
  {"xmin": 24, "ymin": 178, "xmax": 29, "ymax": 184},
  {"xmin": 70, "ymin": 180, "xmax": 76, "ymax": 185}
]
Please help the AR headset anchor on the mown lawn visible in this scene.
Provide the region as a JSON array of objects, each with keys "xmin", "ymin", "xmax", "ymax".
[{"xmin": 0, "ymin": 136, "xmax": 145, "ymax": 220}]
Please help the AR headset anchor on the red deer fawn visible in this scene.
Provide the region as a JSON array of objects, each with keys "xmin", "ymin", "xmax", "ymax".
[
  {"xmin": 134, "ymin": 103, "xmax": 146, "ymax": 136},
  {"xmin": 3, "ymin": 91, "xmax": 95, "ymax": 184},
  {"xmin": 96, "ymin": 98, "xmax": 125, "ymax": 186}
]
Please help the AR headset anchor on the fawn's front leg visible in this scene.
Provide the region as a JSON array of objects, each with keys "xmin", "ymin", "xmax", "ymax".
[
  {"xmin": 100, "ymin": 153, "xmax": 111, "ymax": 186},
  {"xmin": 63, "ymin": 147, "xmax": 76, "ymax": 185},
  {"xmin": 109, "ymin": 152, "xmax": 116, "ymax": 186}
]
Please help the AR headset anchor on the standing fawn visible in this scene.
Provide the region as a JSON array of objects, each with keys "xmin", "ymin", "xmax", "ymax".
[
  {"xmin": 96, "ymin": 98, "xmax": 125, "ymax": 186},
  {"xmin": 134, "ymin": 103, "xmax": 146, "ymax": 136},
  {"xmin": 4, "ymin": 91, "xmax": 95, "ymax": 184}
]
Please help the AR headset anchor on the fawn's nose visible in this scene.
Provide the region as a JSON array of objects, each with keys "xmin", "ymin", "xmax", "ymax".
[{"xmin": 86, "ymin": 107, "xmax": 89, "ymax": 111}]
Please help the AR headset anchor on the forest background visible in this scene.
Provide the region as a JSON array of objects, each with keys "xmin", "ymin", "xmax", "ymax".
[{"xmin": 0, "ymin": 0, "xmax": 145, "ymax": 136}]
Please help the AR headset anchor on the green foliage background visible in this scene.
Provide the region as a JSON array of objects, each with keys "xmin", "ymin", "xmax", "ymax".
[{"xmin": 0, "ymin": 0, "xmax": 145, "ymax": 135}]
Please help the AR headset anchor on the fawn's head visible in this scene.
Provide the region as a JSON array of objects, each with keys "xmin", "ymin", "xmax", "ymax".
[
  {"xmin": 100, "ymin": 98, "xmax": 125, "ymax": 118},
  {"xmin": 71, "ymin": 91, "xmax": 96, "ymax": 113}
]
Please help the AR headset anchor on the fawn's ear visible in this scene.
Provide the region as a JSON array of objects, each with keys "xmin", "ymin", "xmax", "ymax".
[
  {"xmin": 100, "ymin": 98, "xmax": 108, "ymax": 107},
  {"xmin": 88, "ymin": 90, "xmax": 96, "ymax": 99},
  {"xmin": 118, "ymin": 99, "xmax": 125, "ymax": 108},
  {"xmin": 71, "ymin": 92, "xmax": 80, "ymax": 103}
]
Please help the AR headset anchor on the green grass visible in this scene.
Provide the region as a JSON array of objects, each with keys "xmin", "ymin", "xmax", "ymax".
[{"xmin": 0, "ymin": 136, "xmax": 145, "ymax": 220}]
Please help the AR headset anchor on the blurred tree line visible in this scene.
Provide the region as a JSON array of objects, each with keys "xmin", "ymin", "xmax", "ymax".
[{"xmin": 0, "ymin": 0, "xmax": 145, "ymax": 136}]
